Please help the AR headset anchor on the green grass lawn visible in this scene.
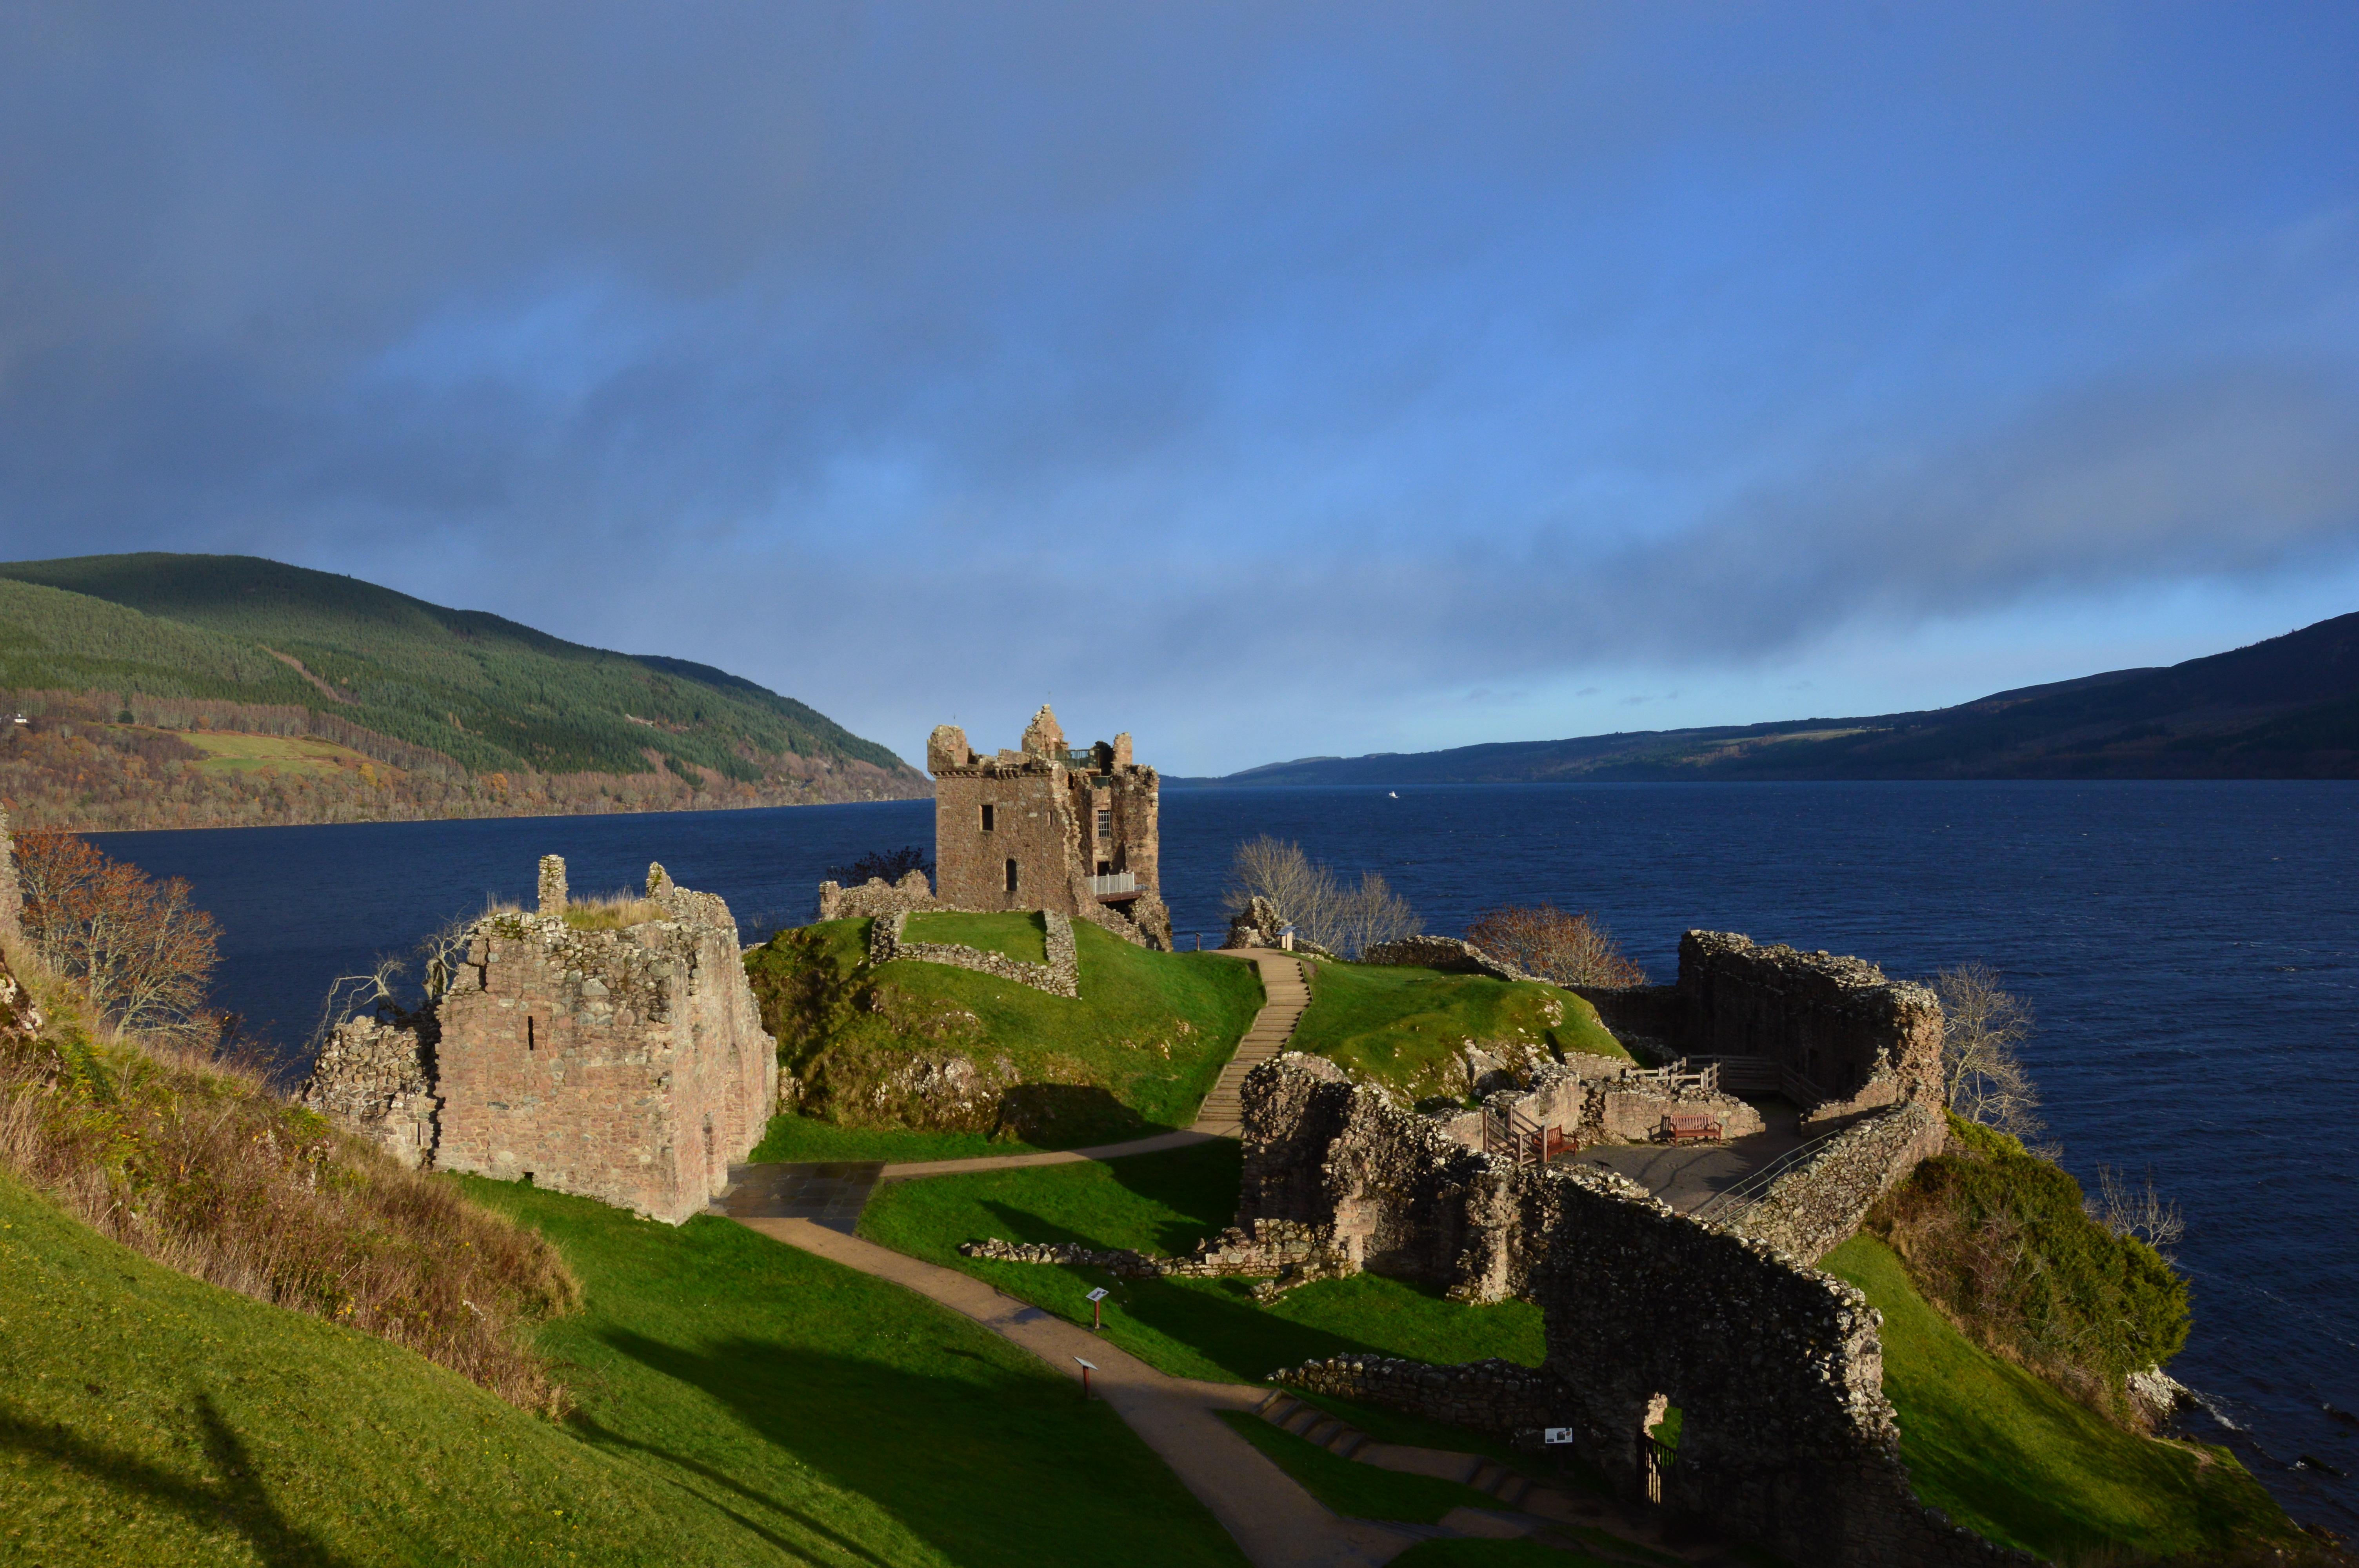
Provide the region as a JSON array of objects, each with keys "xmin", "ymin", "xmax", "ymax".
[
  {"xmin": 0, "ymin": 1164, "xmax": 1249, "ymax": 1568},
  {"xmin": 749, "ymin": 916, "xmax": 1266, "ymax": 1147},
  {"xmin": 0, "ymin": 1169, "xmax": 773, "ymax": 1568},
  {"xmin": 1822, "ymin": 1236, "xmax": 2294, "ymax": 1563},
  {"xmin": 904, "ymin": 909, "xmax": 1049, "ymax": 963},
  {"xmin": 747, "ymin": 1116, "xmax": 1047, "ymax": 1163},
  {"xmin": 1290, "ymin": 960, "xmax": 1629, "ymax": 1102},
  {"xmin": 1214, "ymin": 1411, "xmax": 1501, "ymax": 1523},
  {"xmin": 857, "ymin": 1142, "xmax": 1545, "ymax": 1383}
]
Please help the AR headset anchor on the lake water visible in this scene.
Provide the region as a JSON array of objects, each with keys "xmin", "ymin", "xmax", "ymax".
[{"xmin": 89, "ymin": 780, "xmax": 2359, "ymax": 1532}]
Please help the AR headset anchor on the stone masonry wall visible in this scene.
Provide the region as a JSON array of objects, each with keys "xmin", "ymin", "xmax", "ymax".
[
  {"xmin": 816, "ymin": 869, "xmax": 954, "ymax": 923},
  {"xmin": 1730, "ymin": 1100, "xmax": 1949, "ymax": 1265},
  {"xmin": 431, "ymin": 861, "xmax": 776, "ymax": 1223},
  {"xmin": 1234, "ymin": 1054, "xmax": 2034, "ymax": 1568},
  {"xmin": 1275, "ymin": 1356, "xmax": 1563, "ymax": 1435},
  {"xmin": 1363, "ymin": 934, "xmax": 1537, "ymax": 983},
  {"xmin": 1678, "ymin": 932, "xmax": 1943, "ymax": 1123},
  {"xmin": 869, "ymin": 909, "xmax": 1081, "ymax": 999},
  {"xmin": 297, "ymin": 1015, "xmax": 440, "ymax": 1171},
  {"xmin": 0, "ymin": 806, "xmax": 21, "ymax": 941}
]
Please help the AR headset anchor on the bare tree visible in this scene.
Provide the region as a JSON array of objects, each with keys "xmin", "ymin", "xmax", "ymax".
[
  {"xmin": 1222, "ymin": 836, "xmax": 1421, "ymax": 959},
  {"xmin": 2090, "ymin": 1165, "xmax": 2185, "ymax": 1258},
  {"xmin": 1933, "ymin": 962, "xmax": 2044, "ymax": 1144},
  {"xmin": 14, "ymin": 831, "xmax": 220, "ymax": 1038},
  {"xmin": 1466, "ymin": 904, "xmax": 1647, "ymax": 987}
]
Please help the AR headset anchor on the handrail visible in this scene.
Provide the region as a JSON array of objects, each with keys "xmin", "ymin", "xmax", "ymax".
[{"xmin": 1688, "ymin": 1123, "xmax": 1854, "ymax": 1223}]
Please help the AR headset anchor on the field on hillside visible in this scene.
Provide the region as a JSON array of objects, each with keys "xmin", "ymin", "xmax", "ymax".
[
  {"xmin": 1289, "ymin": 958, "xmax": 1630, "ymax": 1103},
  {"xmin": 1823, "ymin": 1236, "xmax": 2293, "ymax": 1562},
  {"xmin": 182, "ymin": 730, "xmax": 378, "ymax": 775},
  {"xmin": 747, "ymin": 915, "xmax": 1265, "ymax": 1147},
  {"xmin": 0, "ymin": 1167, "xmax": 1251, "ymax": 1568},
  {"xmin": 858, "ymin": 1142, "xmax": 1547, "ymax": 1382}
]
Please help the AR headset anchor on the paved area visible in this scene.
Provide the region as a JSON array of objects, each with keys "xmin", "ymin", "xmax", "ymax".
[
  {"xmin": 1578, "ymin": 1098, "xmax": 1805, "ymax": 1213},
  {"xmin": 735, "ymin": 1212, "xmax": 1420, "ymax": 1568},
  {"xmin": 712, "ymin": 1160, "xmax": 884, "ymax": 1231}
]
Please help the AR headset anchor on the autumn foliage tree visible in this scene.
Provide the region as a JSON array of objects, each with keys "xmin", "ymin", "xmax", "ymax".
[
  {"xmin": 12, "ymin": 831, "xmax": 220, "ymax": 1038},
  {"xmin": 1465, "ymin": 904, "xmax": 1647, "ymax": 987}
]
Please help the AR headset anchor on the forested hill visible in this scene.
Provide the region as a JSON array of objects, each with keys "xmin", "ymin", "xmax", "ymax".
[
  {"xmin": 0, "ymin": 553, "xmax": 927, "ymax": 830},
  {"xmin": 1172, "ymin": 612, "xmax": 2359, "ymax": 787}
]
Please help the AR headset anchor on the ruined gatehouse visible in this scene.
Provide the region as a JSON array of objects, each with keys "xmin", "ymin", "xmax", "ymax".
[
  {"xmin": 301, "ymin": 857, "xmax": 777, "ymax": 1223},
  {"xmin": 923, "ymin": 705, "xmax": 1174, "ymax": 949}
]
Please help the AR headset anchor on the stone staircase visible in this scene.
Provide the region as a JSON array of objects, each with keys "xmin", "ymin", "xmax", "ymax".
[
  {"xmin": 1190, "ymin": 955, "xmax": 1309, "ymax": 1137},
  {"xmin": 1252, "ymin": 1390, "xmax": 1544, "ymax": 1507}
]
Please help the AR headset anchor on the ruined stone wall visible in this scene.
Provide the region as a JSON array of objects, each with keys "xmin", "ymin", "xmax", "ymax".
[
  {"xmin": 1730, "ymin": 1101, "xmax": 1948, "ymax": 1265},
  {"xmin": 816, "ymin": 870, "xmax": 952, "ymax": 923},
  {"xmin": 431, "ymin": 862, "xmax": 776, "ymax": 1223},
  {"xmin": 1678, "ymin": 932, "xmax": 1943, "ymax": 1122},
  {"xmin": 1567, "ymin": 982, "xmax": 1681, "ymax": 1061},
  {"xmin": 1363, "ymin": 934, "xmax": 1538, "ymax": 983},
  {"xmin": 1276, "ymin": 1356, "xmax": 1563, "ymax": 1434},
  {"xmin": 297, "ymin": 1015, "xmax": 440, "ymax": 1170},
  {"xmin": 1235, "ymin": 1055, "xmax": 2028, "ymax": 1568},
  {"xmin": 0, "ymin": 807, "xmax": 21, "ymax": 942},
  {"xmin": 869, "ymin": 909, "xmax": 1081, "ymax": 998}
]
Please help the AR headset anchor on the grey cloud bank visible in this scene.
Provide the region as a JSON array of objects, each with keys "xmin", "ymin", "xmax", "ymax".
[{"xmin": 2, "ymin": 2, "xmax": 2355, "ymax": 773}]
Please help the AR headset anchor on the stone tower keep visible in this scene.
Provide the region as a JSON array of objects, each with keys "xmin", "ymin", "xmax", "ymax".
[{"xmin": 927, "ymin": 706, "xmax": 1173, "ymax": 950}]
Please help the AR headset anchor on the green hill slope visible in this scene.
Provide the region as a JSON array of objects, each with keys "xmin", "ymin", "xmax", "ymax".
[
  {"xmin": 0, "ymin": 553, "xmax": 927, "ymax": 826},
  {"xmin": 0, "ymin": 1166, "xmax": 1248, "ymax": 1568}
]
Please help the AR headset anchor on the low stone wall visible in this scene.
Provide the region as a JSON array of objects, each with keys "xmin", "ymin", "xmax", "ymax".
[
  {"xmin": 297, "ymin": 1015, "xmax": 440, "ymax": 1171},
  {"xmin": 959, "ymin": 1217, "xmax": 1347, "ymax": 1296},
  {"xmin": 1363, "ymin": 934, "xmax": 1537, "ymax": 983},
  {"xmin": 1731, "ymin": 1101, "xmax": 1948, "ymax": 1264},
  {"xmin": 869, "ymin": 909, "xmax": 1080, "ymax": 999},
  {"xmin": 1274, "ymin": 1355, "xmax": 1564, "ymax": 1437},
  {"xmin": 1234, "ymin": 1054, "xmax": 2030, "ymax": 1568},
  {"xmin": 818, "ymin": 870, "xmax": 953, "ymax": 922}
]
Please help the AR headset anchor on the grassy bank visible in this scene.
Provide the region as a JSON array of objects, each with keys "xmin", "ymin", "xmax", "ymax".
[
  {"xmin": 1290, "ymin": 959, "xmax": 1628, "ymax": 1102},
  {"xmin": 1822, "ymin": 1235, "xmax": 2292, "ymax": 1562},
  {"xmin": 905, "ymin": 909, "xmax": 1050, "ymax": 962},
  {"xmin": 856, "ymin": 1140, "xmax": 1544, "ymax": 1382},
  {"xmin": 747, "ymin": 915, "xmax": 1264, "ymax": 1147}
]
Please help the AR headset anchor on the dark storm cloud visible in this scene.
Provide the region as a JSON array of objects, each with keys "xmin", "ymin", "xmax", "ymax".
[{"xmin": 2, "ymin": 2, "xmax": 2355, "ymax": 768}]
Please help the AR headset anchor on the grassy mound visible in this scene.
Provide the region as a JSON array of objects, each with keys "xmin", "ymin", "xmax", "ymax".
[
  {"xmin": 905, "ymin": 909, "xmax": 1049, "ymax": 962},
  {"xmin": 0, "ymin": 1170, "xmax": 760, "ymax": 1567},
  {"xmin": 1865, "ymin": 1116, "xmax": 2189, "ymax": 1421},
  {"xmin": 746, "ymin": 916, "xmax": 1265, "ymax": 1148},
  {"xmin": 1823, "ymin": 1236, "xmax": 2293, "ymax": 1562},
  {"xmin": 857, "ymin": 1141, "xmax": 1544, "ymax": 1382},
  {"xmin": 461, "ymin": 1177, "xmax": 1248, "ymax": 1568},
  {"xmin": 1289, "ymin": 958, "xmax": 1629, "ymax": 1102}
]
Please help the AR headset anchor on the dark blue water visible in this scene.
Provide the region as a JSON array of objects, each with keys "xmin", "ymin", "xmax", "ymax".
[{"xmin": 91, "ymin": 781, "xmax": 2359, "ymax": 1532}]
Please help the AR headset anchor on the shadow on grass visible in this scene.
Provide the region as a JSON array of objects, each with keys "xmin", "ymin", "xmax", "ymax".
[
  {"xmin": 0, "ymin": 1393, "xmax": 354, "ymax": 1568},
  {"xmin": 592, "ymin": 1328, "xmax": 1236, "ymax": 1568},
  {"xmin": 996, "ymin": 1082, "xmax": 1155, "ymax": 1146}
]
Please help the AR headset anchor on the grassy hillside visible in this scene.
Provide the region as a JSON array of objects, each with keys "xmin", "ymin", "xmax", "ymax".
[
  {"xmin": 1823, "ymin": 1236, "xmax": 2294, "ymax": 1562},
  {"xmin": 0, "ymin": 554, "xmax": 926, "ymax": 828},
  {"xmin": 746, "ymin": 915, "xmax": 1265, "ymax": 1148},
  {"xmin": 1289, "ymin": 958, "xmax": 1630, "ymax": 1103}
]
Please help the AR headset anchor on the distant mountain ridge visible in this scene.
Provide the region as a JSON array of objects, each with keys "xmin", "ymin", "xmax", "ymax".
[
  {"xmin": 0, "ymin": 552, "xmax": 926, "ymax": 829},
  {"xmin": 1172, "ymin": 613, "xmax": 2359, "ymax": 786}
]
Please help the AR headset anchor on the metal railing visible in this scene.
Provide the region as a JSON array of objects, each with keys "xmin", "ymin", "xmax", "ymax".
[
  {"xmin": 1687, "ymin": 1123, "xmax": 1853, "ymax": 1224},
  {"xmin": 1084, "ymin": 871, "xmax": 1137, "ymax": 897}
]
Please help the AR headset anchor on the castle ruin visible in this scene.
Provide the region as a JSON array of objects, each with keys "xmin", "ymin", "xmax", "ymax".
[
  {"xmin": 301, "ymin": 857, "xmax": 777, "ymax": 1223},
  {"xmin": 924, "ymin": 705, "xmax": 1174, "ymax": 950}
]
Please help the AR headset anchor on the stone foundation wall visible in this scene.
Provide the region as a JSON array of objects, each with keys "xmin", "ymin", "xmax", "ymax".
[
  {"xmin": 297, "ymin": 1015, "xmax": 441, "ymax": 1170},
  {"xmin": 1730, "ymin": 1101, "xmax": 1948, "ymax": 1264},
  {"xmin": 1678, "ymin": 932, "xmax": 1942, "ymax": 1116},
  {"xmin": 1234, "ymin": 1054, "xmax": 2030, "ymax": 1568},
  {"xmin": 1363, "ymin": 934, "xmax": 1536, "ymax": 983},
  {"xmin": 959, "ymin": 1217, "xmax": 1346, "ymax": 1295},
  {"xmin": 817, "ymin": 869, "xmax": 954, "ymax": 923},
  {"xmin": 0, "ymin": 809, "xmax": 20, "ymax": 942},
  {"xmin": 869, "ymin": 909, "xmax": 1081, "ymax": 998},
  {"xmin": 430, "ymin": 861, "xmax": 776, "ymax": 1223},
  {"xmin": 1274, "ymin": 1355, "xmax": 1564, "ymax": 1435}
]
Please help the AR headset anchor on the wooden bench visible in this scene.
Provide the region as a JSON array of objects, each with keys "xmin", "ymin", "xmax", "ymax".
[{"xmin": 1661, "ymin": 1112, "xmax": 1723, "ymax": 1144}]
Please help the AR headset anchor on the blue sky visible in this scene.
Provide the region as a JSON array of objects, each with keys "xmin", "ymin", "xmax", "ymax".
[{"xmin": 3, "ymin": 2, "xmax": 2355, "ymax": 773}]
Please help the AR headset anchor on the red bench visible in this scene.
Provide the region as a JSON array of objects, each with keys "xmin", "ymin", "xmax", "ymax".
[{"xmin": 1661, "ymin": 1112, "xmax": 1723, "ymax": 1144}]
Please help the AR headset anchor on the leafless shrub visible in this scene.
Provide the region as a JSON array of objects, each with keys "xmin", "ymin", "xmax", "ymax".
[
  {"xmin": 1221, "ymin": 836, "xmax": 1421, "ymax": 958},
  {"xmin": 1466, "ymin": 904, "xmax": 1648, "ymax": 987},
  {"xmin": 1934, "ymin": 962, "xmax": 2045, "ymax": 1146},
  {"xmin": 2089, "ymin": 1165, "xmax": 2185, "ymax": 1259},
  {"xmin": 14, "ymin": 831, "xmax": 220, "ymax": 1040}
]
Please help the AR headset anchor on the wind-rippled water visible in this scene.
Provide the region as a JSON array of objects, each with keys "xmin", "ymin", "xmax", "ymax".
[{"xmin": 90, "ymin": 780, "xmax": 2359, "ymax": 1532}]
